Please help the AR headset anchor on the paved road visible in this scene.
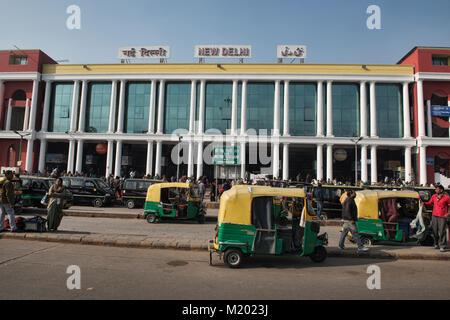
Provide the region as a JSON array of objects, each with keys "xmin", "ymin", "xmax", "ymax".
[{"xmin": 0, "ymin": 239, "xmax": 449, "ymax": 300}]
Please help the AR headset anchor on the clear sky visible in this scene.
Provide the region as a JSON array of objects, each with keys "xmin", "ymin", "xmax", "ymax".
[{"xmin": 1, "ymin": 0, "xmax": 449, "ymax": 65}]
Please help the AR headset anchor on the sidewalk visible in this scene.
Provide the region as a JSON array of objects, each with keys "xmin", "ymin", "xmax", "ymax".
[{"xmin": 1, "ymin": 215, "xmax": 448, "ymax": 261}]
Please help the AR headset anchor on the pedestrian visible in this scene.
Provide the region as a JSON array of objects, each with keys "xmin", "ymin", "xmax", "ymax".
[
  {"xmin": 0, "ymin": 171, "xmax": 17, "ymax": 232},
  {"xmin": 198, "ymin": 179, "xmax": 206, "ymax": 201},
  {"xmin": 421, "ymin": 185, "xmax": 450, "ymax": 252},
  {"xmin": 46, "ymin": 177, "xmax": 67, "ymax": 231},
  {"xmin": 210, "ymin": 180, "xmax": 216, "ymax": 202},
  {"xmin": 338, "ymin": 190, "xmax": 369, "ymax": 251},
  {"xmin": 314, "ymin": 183, "xmax": 325, "ymax": 220}
]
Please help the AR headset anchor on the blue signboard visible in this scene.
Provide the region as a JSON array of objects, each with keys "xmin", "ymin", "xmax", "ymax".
[{"xmin": 431, "ymin": 105, "xmax": 450, "ymax": 117}]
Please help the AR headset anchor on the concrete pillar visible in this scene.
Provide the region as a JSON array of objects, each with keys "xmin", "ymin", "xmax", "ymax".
[
  {"xmin": 273, "ymin": 81, "xmax": 280, "ymax": 136},
  {"xmin": 67, "ymin": 140, "xmax": 76, "ymax": 173},
  {"xmin": 417, "ymin": 80, "xmax": 426, "ymax": 137},
  {"xmin": 189, "ymin": 80, "xmax": 197, "ymax": 134},
  {"xmin": 283, "ymin": 81, "xmax": 290, "ymax": 136},
  {"xmin": 148, "ymin": 80, "xmax": 157, "ymax": 134},
  {"xmin": 77, "ymin": 81, "xmax": 88, "ymax": 132},
  {"xmin": 326, "ymin": 81, "xmax": 333, "ymax": 137},
  {"xmin": 116, "ymin": 80, "xmax": 126, "ymax": 133},
  {"xmin": 326, "ymin": 144, "xmax": 333, "ymax": 182},
  {"xmin": 405, "ymin": 146, "xmax": 412, "ymax": 183},
  {"xmin": 198, "ymin": 80, "xmax": 206, "ymax": 134},
  {"xmin": 282, "ymin": 143, "xmax": 289, "ymax": 180},
  {"xmin": 402, "ymin": 82, "xmax": 411, "ymax": 138},
  {"xmin": 5, "ymin": 98, "xmax": 12, "ymax": 131},
  {"xmin": 360, "ymin": 82, "xmax": 368, "ymax": 137},
  {"xmin": 75, "ymin": 140, "xmax": 84, "ymax": 174},
  {"xmin": 370, "ymin": 82, "xmax": 377, "ymax": 137},
  {"xmin": 272, "ymin": 142, "xmax": 280, "ymax": 179},
  {"xmin": 187, "ymin": 141, "xmax": 194, "ymax": 178},
  {"xmin": 419, "ymin": 146, "xmax": 427, "ymax": 186},
  {"xmin": 107, "ymin": 80, "xmax": 118, "ymax": 133},
  {"xmin": 41, "ymin": 81, "xmax": 52, "ymax": 132},
  {"xmin": 196, "ymin": 141, "xmax": 203, "ymax": 180},
  {"xmin": 240, "ymin": 142, "xmax": 246, "ymax": 179},
  {"xmin": 316, "ymin": 144, "xmax": 324, "ymax": 181},
  {"xmin": 106, "ymin": 140, "xmax": 114, "ymax": 177},
  {"xmin": 69, "ymin": 80, "xmax": 80, "ymax": 132},
  {"xmin": 28, "ymin": 80, "xmax": 39, "ymax": 131},
  {"xmin": 146, "ymin": 141, "xmax": 154, "ymax": 176},
  {"xmin": 25, "ymin": 139, "xmax": 34, "ymax": 173},
  {"xmin": 240, "ymin": 80, "xmax": 247, "ymax": 134},
  {"xmin": 114, "ymin": 141, "xmax": 123, "ymax": 177},
  {"xmin": 155, "ymin": 141, "xmax": 162, "ymax": 177},
  {"xmin": 231, "ymin": 80, "xmax": 238, "ymax": 135},
  {"xmin": 361, "ymin": 145, "xmax": 368, "ymax": 183},
  {"xmin": 23, "ymin": 99, "xmax": 30, "ymax": 131},
  {"xmin": 156, "ymin": 80, "xmax": 165, "ymax": 134},
  {"xmin": 316, "ymin": 81, "xmax": 324, "ymax": 137},
  {"xmin": 38, "ymin": 139, "xmax": 46, "ymax": 173},
  {"xmin": 426, "ymin": 100, "xmax": 432, "ymax": 137},
  {"xmin": 371, "ymin": 145, "xmax": 377, "ymax": 184}
]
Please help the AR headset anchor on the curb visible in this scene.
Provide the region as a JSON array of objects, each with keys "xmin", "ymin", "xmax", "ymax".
[{"xmin": 1, "ymin": 232, "xmax": 448, "ymax": 261}]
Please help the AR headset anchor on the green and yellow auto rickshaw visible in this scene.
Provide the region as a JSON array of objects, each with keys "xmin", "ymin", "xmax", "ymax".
[
  {"xmin": 144, "ymin": 182, "xmax": 206, "ymax": 224},
  {"xmin": 209, "ymin": 186, "xmax": 328, "ymax": 268},
  {"xmin": 341, "ymin": 190, "xmax": 433, "ymax": 246}
]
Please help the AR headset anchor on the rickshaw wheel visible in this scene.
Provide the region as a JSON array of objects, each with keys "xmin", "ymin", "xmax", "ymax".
[
  {"xmin": 224, "ymin": 248, "xmax": 243, "ymax": 268},
  {"xmin": 93, "ymin": 198, "xmax": 103, "ymax": 207},
  {"xmin": 309, "ymin": 245, "xmax": 327, "ymax": 263},
  {"xmin": 126, "ymin": 199, "xmax": 135, "ymax": 209},
  {"xmin": 360, "ymin": 236, "xmax": 373, "ymax": 247},
  {"xmin": 146, "ymin": 213, "xmax": 157, "ymax": 224}
]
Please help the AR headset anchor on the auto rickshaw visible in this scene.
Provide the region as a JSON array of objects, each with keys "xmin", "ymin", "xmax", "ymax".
[
  {"xmin": 340, "ymin": 190, "xmax": 433, "ymax": 246},
  {"xmin": 209, "ymin": 186, "xmax": 328, "ymax": 268},
  {"xmin": 143, "ymin": 182, "xmax": 206, "ymax": 223}
]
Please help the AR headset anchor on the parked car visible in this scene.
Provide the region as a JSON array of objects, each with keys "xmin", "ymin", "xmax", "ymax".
[
  {"xmin": 20, "ymin": 176, "xmax": 73, "ymax": 209},
  {"xmin": 61, "ymin": 177, "xmax": 114, "ymax": 207},
  {"xmin": 121, "ymin": 178, "xmax": 161, "ymax": 209}
]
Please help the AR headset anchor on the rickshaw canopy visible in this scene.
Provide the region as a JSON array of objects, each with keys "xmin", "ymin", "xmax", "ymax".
[
  {"xmin": 218, "ymin": 186, "xmax": 306, "ymax": 226},
  {"xmin": 341, "ymin": 190, "xmax": 420, "ymax": 220},
  {"xmin": 145, "ymin": 182, "xmax": 192, "ymax": 202}
]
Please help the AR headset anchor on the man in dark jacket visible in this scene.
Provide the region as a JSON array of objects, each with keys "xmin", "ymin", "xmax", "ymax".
[
  {"xmin": 314, "ymin": 183, "xmax": 325, "ymax": 220},
  {"xmin": 0, "ymin": 171, "xmax": 17, "ymax": 232},
  {"xmin": 338, "ymin": 190, "xmax": 369, "ymax": 251}
]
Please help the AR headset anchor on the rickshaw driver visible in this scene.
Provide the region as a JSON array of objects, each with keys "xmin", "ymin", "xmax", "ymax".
[{"xmin": 291, "ymin": 197, "xmax": 304, "ymax": 251}]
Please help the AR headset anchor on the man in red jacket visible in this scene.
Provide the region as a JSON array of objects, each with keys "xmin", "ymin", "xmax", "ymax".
[{"xmin": 422, "ymin": 185, "xmax": 450, "ymax": 252}]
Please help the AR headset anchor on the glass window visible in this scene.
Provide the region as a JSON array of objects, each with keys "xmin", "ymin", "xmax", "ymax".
[
  {"xmin": 125, "ymin": 82, "xmax": 151, "ymax": 133},
  {"xmin": 289, "ymin": 82, "xmax": 317, "ymax": 136},
  {"xmin": 49, "ymin": 83, "xmax": 73, "ymax": 132},
  {"xmin": 9, "ymin": 55, "xmax": 28, "ymax": 65},
  {"xmin": 332, "ymin": 83, "xmax": 359, "ymax": 137},
  {"xmin": 376, "ymin": 84, "xmax": 403, "ymax": 138},
  {"xmin": 85, "ymin": 181, "xmax": 95, "ymax": 188},
  {"xmin": 164, "ymin": 82, "xmax": 190, "ymax": 133},
  {"xmin": 247, "ymin": 82, "xmax": 274, "ymax": 134},
  {"xmin": 205, "ymin": 82, "xmax": 233, "ymax": 134},
  {"xmin": 432, "ymin": 56, "xmax": 448, "ymax": 66},
  {"xmin": 85, "ymin": 83, "xmax": 111, "ymax": 133}
]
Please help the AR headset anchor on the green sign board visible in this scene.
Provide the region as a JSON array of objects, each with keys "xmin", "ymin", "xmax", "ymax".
[{"xmin": 213, "ymin": 146, "xmax": 240, "ymax": 165}]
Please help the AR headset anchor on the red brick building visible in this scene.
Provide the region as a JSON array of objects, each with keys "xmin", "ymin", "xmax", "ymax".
[
  {"xmin": 0, "ymin": 50, "xmax": 57, "ymax": 172},
  {"xmin": 398, "ymin": 47, "xmax": 450, "ymax": 186}
]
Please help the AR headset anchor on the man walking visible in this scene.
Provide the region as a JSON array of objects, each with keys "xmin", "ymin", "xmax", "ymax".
[
  {"xmin": 422, "ymin": 185, "xmax": 450, "ymax": 252},
  {"xmin": 0, "ymin": 170, "xmax": 17, "ymax": 232},
  {"xmin": 314, "ymin": 183, "xmax": 325, "ymax": 220},
  {"xmin": 338, "ymin": 190, "xmax": 369, "ymax": 251}
]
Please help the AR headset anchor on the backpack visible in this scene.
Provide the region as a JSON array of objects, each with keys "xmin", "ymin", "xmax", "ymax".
[
  {"xmin": 24, "ymin": 216, "xmax": 47, "ymax": 232},
  {"xmin": 3, "ymin": 217, "xmax": 25, "ymax": 231}
]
